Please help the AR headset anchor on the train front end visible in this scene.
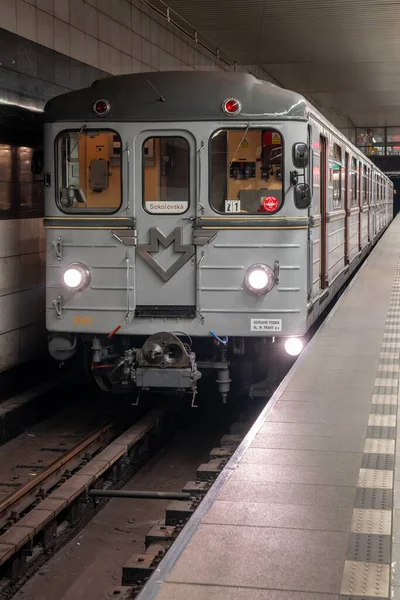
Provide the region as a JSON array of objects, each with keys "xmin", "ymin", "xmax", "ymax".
[{"xmin": 43, "ymin": 72, "xmax": 311, "ymax": 403}]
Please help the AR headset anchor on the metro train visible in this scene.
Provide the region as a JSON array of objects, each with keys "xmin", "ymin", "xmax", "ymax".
[{"xmin": 43, "ymin": 71, "xmax": 393, "ymax": 403}]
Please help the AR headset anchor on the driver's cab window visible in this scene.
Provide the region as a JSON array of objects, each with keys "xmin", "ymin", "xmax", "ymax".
[
  {"xmin": 57, "ymin": 130, "xmax": 122, "ymax": 212},
  {"xmin": 210, "ymin": 128, "xmax": 283, "ymax": 214}
]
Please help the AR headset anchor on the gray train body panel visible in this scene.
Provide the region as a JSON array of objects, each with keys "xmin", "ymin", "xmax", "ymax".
[{"xmin": 45, "ymin": 118, "xmax": 309, "ymax": 339}]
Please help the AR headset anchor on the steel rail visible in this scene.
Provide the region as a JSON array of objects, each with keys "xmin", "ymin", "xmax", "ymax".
[{"xmin": 0, "ymin": 420, "xmax": 117, "ymax": 520}]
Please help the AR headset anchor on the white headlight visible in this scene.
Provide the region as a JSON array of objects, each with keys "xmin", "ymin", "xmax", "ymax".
[
  {"xmin": 63, "ymin": 268, "xmax": 82, "ymax": 289},
  {"xmin": 284, "ymin": 337, "xmax": 304, "ymax": 356},
  {"xmin": 244, "ymin": 264, "xmax": 275, "ymax": 295},
  {"xmin": 62, "ymin": 263, "xmax": 90, "ymax": 291},
  {"xmin": 247, "ymin": 269, "xmax": 269, "ymax": 291}
]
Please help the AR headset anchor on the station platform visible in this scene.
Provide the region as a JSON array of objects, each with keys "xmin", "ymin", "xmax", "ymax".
[{"xmin": 137, "ymin": 216, "xmax": 400, "ymax": 600}]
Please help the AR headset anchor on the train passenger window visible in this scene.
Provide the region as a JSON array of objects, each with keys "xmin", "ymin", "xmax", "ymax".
[
  {"xmin": 210, "ymin": 129, "xmax": 283, "ymax": 214},
  {"xmin": 57, "ymin": 130, "xmax": 122, "ymax": 212},
  {"xmin": 333, "ymin": 143, "xmax": 341, "ymax": 161},
  {"xmin": 331, "ymin": 143, "xmax": 342, "ymax": 209},
  {"xmin": 350, "ymin": 158, "xmax": 358, "ymax": 207},
  {"xmin": 142, "ymin": 137, "xmax": 189, "ymax": 214},
  {"xmin": 362, "ymin": 165, "xmax": 368, "ymax": 205}
]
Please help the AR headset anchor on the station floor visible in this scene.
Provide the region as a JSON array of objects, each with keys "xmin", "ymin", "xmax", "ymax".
[{"xmin": 137, "ymin": 215, "xmax": 400, "ymax": 600}]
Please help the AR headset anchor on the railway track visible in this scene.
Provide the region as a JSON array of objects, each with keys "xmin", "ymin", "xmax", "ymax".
[
  {"xmin": 0, "ymin": 420, "xmax": 117, "ymax": 532},
  {"xmin": 0, "ymin": 392, "xmax": 180, "ymax": 600},
  {"xmin": 7, "ymin": 395, "xmax": 265, "ymax": 600}
]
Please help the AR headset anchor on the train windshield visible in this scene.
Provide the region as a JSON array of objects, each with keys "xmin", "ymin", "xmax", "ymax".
[
  {"xmin": 56, "ymin": 129, "xmax": 122, "ymax": 213},
  {"xmin": 210, "ymin": 128, "xmax": 283, "ymax": 214}
]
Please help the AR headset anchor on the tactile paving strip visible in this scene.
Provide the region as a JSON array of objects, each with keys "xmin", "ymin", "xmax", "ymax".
[
  {"xmin": 368, "ymin": 415, "xmax": 397, "ymax": 427},
  {"xmin": 354, "ymin": 488, "xmax": 393, "ymax": 511},
  {"xmin": 340, "ymin": 561, "xmax": 390, "ymax": 597},
  {"xmin": 366, "ymin": 426, "xmax": 396, "ymax": 440},
  {"xmin": 339, "ymin": 260, "xmax": 400, "ymax": 600},
  {"xmin": 361, "ymin": 454, "xmax": 395, "ymax": 471},
  {"xmin": 370, "ymin": 404, "xmax": 397, "ymax": 416},
  {"xmin": 363, "ymin": 440, "xmax": 395, "ymax": 455},
  {"xmin": 347, "ymin": 533, "xmax": 391, "ymax": 563},
  {"xmin": 357, "ymin": 469, "xmax": 393, "ymax": 489},
  {"xmin": 350, "ymin": 509, "xmax": 392, "ymax": 536}
]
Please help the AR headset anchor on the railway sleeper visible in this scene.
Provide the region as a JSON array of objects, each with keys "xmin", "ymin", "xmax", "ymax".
[
  {"xmin": 165, "ymin": 500, "xmax": 195, "ymax": 526},
  {"xmin": 182, "ymin": 480, "xmax": 210, "ymax": 494},
  {"xmin": 209, "ymin": 446, "xmax": 236, "ymax": 460},
  {"xmin": 220, "ymin": 433, "xmax": 243, "ymax": 448},
  {"xmin": 145, "ymin": 524, "xmax": 176, "ymax": 548},
  {"xmin": 122, "ymin": 545, "xmax": 165, "ymax": 586},
  {"xmin": 196, "ymin": 458, "xmax": 224, "ymax": 482}
]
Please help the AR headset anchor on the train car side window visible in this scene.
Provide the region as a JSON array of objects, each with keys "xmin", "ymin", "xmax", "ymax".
[
  {"xmin": 57, "ymin": 130, "xmax": 122, "ymax": 213},
  {"xmin": 209, "ymin": 128, "xmax": 283, "ymax": 214},
  {"xmin": 362, "ymin": 165, "xmax": 368, "ymax": 205},
  {"xmin": 350, "ymin": 157, "xmax": 358, "ymax": 207},
  {"xmin": 142, "ymin": 137, "xmax": 189, "ymax": 214}
]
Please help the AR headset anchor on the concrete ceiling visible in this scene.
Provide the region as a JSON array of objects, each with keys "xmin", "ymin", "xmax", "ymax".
[{"xmin": 146, "ymin": 0, "xmax": 400, "ymax": 128}]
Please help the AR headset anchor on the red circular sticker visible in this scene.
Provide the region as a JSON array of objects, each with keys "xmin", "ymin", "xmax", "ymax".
[{"xmin": 262, "ymin": 196, "xmax": 279, "ymax": 212}]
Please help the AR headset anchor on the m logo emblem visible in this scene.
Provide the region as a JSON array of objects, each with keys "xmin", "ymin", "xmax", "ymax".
[{"xmin": 138, "ymin": 227, "xmax": 195, "ymax": 282}]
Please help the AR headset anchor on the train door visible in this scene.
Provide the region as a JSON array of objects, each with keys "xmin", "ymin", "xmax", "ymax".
[
  {"xmin": 319, "ymin": 136, "xmax": 327, "ymax": 290},
  {"xmin": 344, "ymin": 152, "xmax": 349, "ymax": 263},
  {"xmin": 135, "ymin": 132, "xmax": 197, "ymax": 314}
]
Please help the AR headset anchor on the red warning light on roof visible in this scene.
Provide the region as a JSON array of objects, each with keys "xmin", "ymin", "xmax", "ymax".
[
  {"xmin": 261, "ymin": 196, "xmax": 279, "ymax": 213},
  {"xmin": 93, "ymin": 99, "xmax": 111, "ymax": 117},
  {"xmin": 222, "ymin": 98, "xmax": 241, "ymax": 115}
]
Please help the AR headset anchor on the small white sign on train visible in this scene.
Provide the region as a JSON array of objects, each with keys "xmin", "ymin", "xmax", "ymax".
[
  {"xmin": 145, "ymin": 201, "xmax": 188, "ymax": 214},
  {"xmin": 225, "ymin": 200, "xmax": 241, "ymax": 213},
  {"xmin": 251, "ymin": 318, "xmax": 282, "ymax": 332}
]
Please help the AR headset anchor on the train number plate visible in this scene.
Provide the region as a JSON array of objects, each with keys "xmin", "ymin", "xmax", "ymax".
[
  {"xmin": 72, "ymin": 316, "xmax": 93, "ymax": 326},
  {"xmin": 251, "ymin": 318, "xmax": 282, "ymax": 332},
  {"xmin": 225, "ymin": 200, "xmax": 241, "ymax": 213}
]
